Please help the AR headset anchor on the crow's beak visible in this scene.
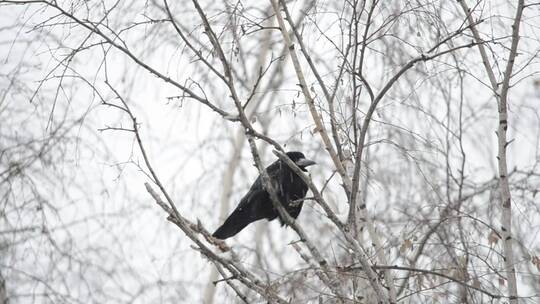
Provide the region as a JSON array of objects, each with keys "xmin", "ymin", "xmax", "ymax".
[{"xmin": 296, "ymin": 158, "xmax": 316, "ymax": 167}]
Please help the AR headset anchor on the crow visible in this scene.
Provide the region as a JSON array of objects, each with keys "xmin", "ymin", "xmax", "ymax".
[{"xmin": 212, "ymin": 151, "xmax": 316, "ymax": 240}]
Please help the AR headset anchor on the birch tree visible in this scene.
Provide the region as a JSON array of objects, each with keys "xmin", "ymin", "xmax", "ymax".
[{"xmin": 1, "ymin": 0, "xmax": 539, "ymax": 303}]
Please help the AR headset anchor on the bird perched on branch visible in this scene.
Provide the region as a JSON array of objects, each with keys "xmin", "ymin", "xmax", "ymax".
[{"xmin": 212, "ymin": 151, "xmax": 316, "ymax": 240}]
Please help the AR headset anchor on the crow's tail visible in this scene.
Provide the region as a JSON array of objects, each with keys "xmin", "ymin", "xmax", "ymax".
[{"xmin": 212, "ymin": 210, "xmax": 253, "ymax": 240}]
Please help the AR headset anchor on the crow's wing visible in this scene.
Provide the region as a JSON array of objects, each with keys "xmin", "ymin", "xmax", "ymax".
[
  {"xmin": 211, "ymin": 187, "xmax": 269, "ymax": 239},
  {"xmin": 230, "ymin": 160, "xmax": 282, "ymax": 207},
  {"xmin": 212, "ymin": 162, "xmax": 282, "ymax": 239}
]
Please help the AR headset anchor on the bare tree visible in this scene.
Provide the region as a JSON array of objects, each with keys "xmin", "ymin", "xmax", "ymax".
[{"xmin": 1, "ymin": 0, "xmax": 539, "ymax": 303}]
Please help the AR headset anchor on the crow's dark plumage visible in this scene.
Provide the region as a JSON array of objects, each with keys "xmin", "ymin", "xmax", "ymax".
[{"xmin": 212, "ymin": 151, "xmax": 315, "ymax": 240}]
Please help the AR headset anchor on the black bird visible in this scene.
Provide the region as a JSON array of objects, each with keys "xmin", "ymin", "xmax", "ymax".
[{"xmin": 212, "ymin": 151, "xmax": 316, "ymax": 240}]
